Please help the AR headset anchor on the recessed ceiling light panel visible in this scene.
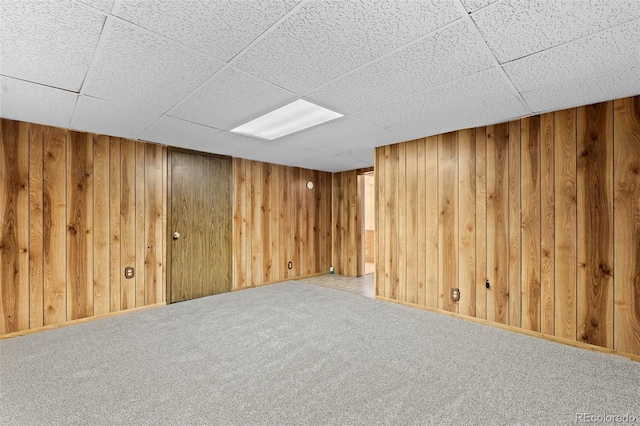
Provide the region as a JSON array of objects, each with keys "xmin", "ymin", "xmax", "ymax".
[{"xmin": 230, "ymin": 99, "xmax": 343, "ymax": 140}]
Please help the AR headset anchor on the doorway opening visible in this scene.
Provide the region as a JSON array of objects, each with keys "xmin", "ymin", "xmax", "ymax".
[{"xmin": 361, "ymin": 171, "xmax": 375, "ymax": 275}]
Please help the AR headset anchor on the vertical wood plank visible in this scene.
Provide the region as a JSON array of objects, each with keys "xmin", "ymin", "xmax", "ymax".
[
  {"xmin": 438, "ymin": 132, "xmax": 458, "ymax": 313},
  {"xmin": 251, "ymin": 161, "xmax": 262, "ymax": 286},
  {"xmin": 66, "ymin": 131, "xmax": 93, "ymax": 321},
  {"xmin": 577, "ymin": 101, "xmax": 614, "ymax": 348},
  {"xmin": 161, "ymin": 146, "xmax": 167, "ymax": 303},
  {"xmin": 405, "ymin": 140, "xmax": 419, "ymax": 304},
  {"xmin": 135, "ymin": 141, "xmax": 146, "ymax": 307},
  {"xmin": 388, "ymin": 144, "xmax": 399, "ymax": 299},
  {"xmin": 376, "ymin": 148, "xmax": 386, "ymax": 297},
  {"xmin": 397, "ymin": 144, "xmax": 407, "ymax": 300},
  {"xmin": 554, "ymin": 108, "xmax": 577, "ymax": 340},
  {"xmin": 261, "ymin": 163, "xmax": 272, "ymax": 283},
  {"xmin": 425, "ymin": 136, "xmax": 439, "ymax": 309},
  {"xmin": 458, "ymin": 128, "xmax": 476, "ymax": 316},
  {"xmin": 120, "ymin": 139, "xmax": 135, "ymax": 309},
  {"xmin": 109, "ymin": 137, "xmax": 121, "ymax": 313},
  {"xmin": 613, "ymin": 96, "xmax": 640, "ymax": 355},
  {"xmin": 0, "ymin": 120, "xmax": 30, "ymax": 333},
  {"xmin": 145, "ymin": 144, "xmax": 163, "ymax": 304},
  {"xmin": 416, "ymin": 139, "xmax": 427, "ymax": 307},
  {"xmin": 93, "ymin": 135, "xmax": 110, "ymax": 315},
  {"xmin": 487, "ymin": 123, "xmax": 510, "ymax": 324},
  {"xmin": 29, "ymin": 124, "xmax": 44, "ymax": 329},
  {"xmin": 508, "ymin": 120, "xmax": 522, "ymax": 327},
  {"xmin": 540, "ymin": 113, "xmax": 555, "ymax": 335},
  {"xmin": 233, "ymin": 158, "xmax": 246, "ymax": 288},
  {"xmin": 521, "ymin": 116, "xmax": 542, "ymax": 332},
  {"xmin": 243, "ymin": 160, "xmax": 253, "ymax": 287},
  {"xmin": 475, "ymin": 127, "xmax": 487, "ymax": 319}
]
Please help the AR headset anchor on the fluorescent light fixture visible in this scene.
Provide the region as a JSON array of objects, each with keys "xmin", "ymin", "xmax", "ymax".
[{"xmin": 230, "ymin": 99, "xmax": 343, "ymax": 140}]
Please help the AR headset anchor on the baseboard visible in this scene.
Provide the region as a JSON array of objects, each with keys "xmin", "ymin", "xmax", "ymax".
[
  {"xmin": 0, "ymin": 302, "xmax": 167, "ymax": 340},
  {"xmin": 376, "ymin": 296, "xmax": 640, "ymax": 363},
  {"xmin": 232, "ymin": 271, "xmax": 328, "ymax": 291}
]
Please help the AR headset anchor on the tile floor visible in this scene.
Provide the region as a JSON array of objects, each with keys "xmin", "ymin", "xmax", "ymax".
[{"xmin": 298, "ymin": 273, "xmax": 375, "ymax": 298}]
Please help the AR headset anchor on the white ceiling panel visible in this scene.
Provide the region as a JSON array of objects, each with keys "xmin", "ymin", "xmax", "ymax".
[
  {"xmin": 139, "ymin": 116, "xmax": 222, "ymax": 148},
  {"xmin": 0, "ymin": 0, "xmax": 105, "ymax": 91},
  {"xmin": 70, "ymin": 96, "xmax": 162, "ymax": 139},
  {"xmin": 388, "ymin": 94, "xmax": 528, "ymax": 141},
  {"xmin": 353, "ymin": 67, "xmax": 514, "ymax": 129},
  {"xmin": 0, "ymin": 76, "xmax": 78, "ymax": 129},
  {"xmin": 461, "ymin": 0, "xmax": 498, "ymax": 13},
  {"xmin": 76, "ymin": 0, "xmax": 114, "ymax": 13},
  {"xmin": 233, "ymin": 0, "xmax": 463, "ymax": 94},
  {"xmin": 306, "ymin": 20, "xmax": 495, "ymax": 114},
  {"xmin": 169, "ymin": 67, "xmax": 296, "ymax": 130},
  {"xmin": 81, "ymin": 18, "xmax": 224, "ymax": 113},
  {"xmin": 523, "ymin": 64, "xmax": 640, "ymax": 113},
  {"xmin": 503, "ymin": 19, "xmax": 640, "ymax": 93},
  {"xmin": 473, "ymin": 0, "xmax": 640, "ymax": 64},
  {"xmin": 203, "ymin": 131, "xmax": 268, "ymax": 157},
  {"xmin": 314, "ymin": 130, "xmax": 402, "ymax": 155},
  {"xmin": 299, "ymin": 154, "xmax": 371, "ymax": 173},
  {"xmin": 233, "ymin": 143, "xmax": 321, "ymax": 167},
  {"xmin": 113, "ymin": 0, "xmax": 299, "ymax": 62},
  {"xmin": 277, "ymin": 116, "xmax": 380, "ymax": 150}
]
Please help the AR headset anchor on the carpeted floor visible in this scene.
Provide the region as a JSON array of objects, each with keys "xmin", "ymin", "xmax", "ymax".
[{"xmin": 1, "ymin": 280, "xmax": 639, "ymax": 425}]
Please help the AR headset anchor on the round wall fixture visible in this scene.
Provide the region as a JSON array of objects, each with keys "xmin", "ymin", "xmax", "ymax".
[{"xmin": 306, "ymin": 181, "xmax": 314, "ymax": 190}]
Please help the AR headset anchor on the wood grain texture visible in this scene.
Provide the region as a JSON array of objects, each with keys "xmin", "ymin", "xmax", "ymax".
[
  {"xmin": 487, "ymin": 123, "xmax": 509, "ymax": 324},
  {"xmin": 250, "ymin": 161, "xmax": 262, "ymax": 286},
  {"xmin": 93, "ymin": 135, "xmax": 110, "ymax": 315},
  {"xmin": 458, "ymin": 129, "xmax": 476, "ymax": 316},
  {"xmin": 425, "ymin": 136, "xmax": 439, "ymax": 310},
  {"xmin": 540, "ymin": 113, "xmax": 555, "ymax": 335},
  {"xmin": 397, "ymin": 143, "xmax": 407, "ymax": 301},
  {"xmin": 66, "ymin": 131, "xmax": 94, "ymax": 320},
  {"xmin": 135, "ymin": 141, "xmax": 146, "ymax": 307},
  {"xmin": 0, "ymin": 120, "xmax": 30, "ymax": 333},
  {"xmin": 405, "ymin": 140, "xmax": 419, "ymax": 305},
  {"xmin": 577, "ymin": 102, "xmax": 613, "ymax": 348},
  {"xmin": 521, "ymin": 116, "xmax": 541, "ymax": 332},
  {"xmin": 109, "ymin": 137, "xmax": 121, "ymax": 313},
  {"xmin": 508, "ymin": 120, "xmax": 521, "ymax": 327},
  {"xmin": 554, "ymin": 108, "xmax": 577, "ymax": 340},
  {"xmin": 438, "ymin": 132, "xmax": 458, "ymax": 313},
  {"xmin": 375, "ymin": 148, "xmax": 386, "ymax": 297},
  {"xmin": 331, "ymin": 170, "xmax": 360, "ymax": 277},
  {"xmin": 43, "ymin": 126, "xmax": 67, "ymax": 326},
  {"xmin": 389, "ymin": 144, "xmax": 399, "ymax": 300},
  {"xmin": 416, "ymin": 140, "xmax": 427, "ymax": 307},
  {"xmin": 613, "ymin": 96, "xmax": 640, "ymax": 355},
  {"xmin": 29, "ymin": 124, "xmax": 44, "ymax": 328},
  {"xmin": 145, "ymin": 143, "xmax": 163, "ymax": 305},
  {"xmin": 475, "ymin": 127, "xmax": 487, "ymax": 319},
  {"xmin": 120, "ymin": 139, "xmax": 136, "ymax": 309}
]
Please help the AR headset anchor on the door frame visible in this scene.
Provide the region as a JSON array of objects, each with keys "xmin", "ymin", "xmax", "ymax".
[{"xmin": 166, "ymin": 147, "xmax": 233, "ymax": 304}]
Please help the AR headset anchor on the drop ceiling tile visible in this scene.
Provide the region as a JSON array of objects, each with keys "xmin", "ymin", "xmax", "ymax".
[
  {"xmin": 81, "ymin": 18, "xmax": 224, "ymax": 114},
  {"xmin": 299, "ymin": 155, "xmax": 370, "ymax": 173},
  {"xmin": 0, "ymin": 76, "xmax": 78, "ymax": 128},
  {"xmin": 472, "ymin": 0, "xmax": 640, "ymax": 63},
  {"xmin": 522, "ymin": 64, "xmax": 640, "ymax": 113},
  {"xmin": 205, "ymin": 131, "xmax": 268, "ymax": 157},
  {"xmin": 76, "ymin": 0, "xmax": 114, "ymax": 13},
  {"xmin": 233, "ymin": 0, "xmax": 462, "ymax": 94},
  {"xmin": 277, "ymin": 116, "xmax": 381, "ymax": 150},
  {"xmin": 503, "ymin": 19, "xmax": 640, "ymax": 93},
  {"xmin": 139, "ymin": 116, "xmax": 222, "ymax": 149},
  {"xmin": 169, "ymin": 67, "xmax": 296, "ymax": 130},
  {"xmin": 353, "ymin": 67, "xmax": 514, "ymax": 129},
  {"xmin": 0, "ymin": 0, "xmax": 105, "ymax": 91},
  {"xmin": 113, "ymin": 0, "xmax": 299, "ymax": 62},
  {"xmin": 234, "ymin": 143, "xmax": 321, "ymax": 167},
  {"xmin": 388, "ymin": 94, "xmax": 528, "ymax": 141},
  {"xmin": 306, "ymin": 20, "xmax": 495, "ymax": 114},
  {"xmin": 70, "ymin": 96, "xmax": 162, "ymax": 139},
  {"xmin": 461, "ymin": 0, "xmax": 498, "ymax": 13}
]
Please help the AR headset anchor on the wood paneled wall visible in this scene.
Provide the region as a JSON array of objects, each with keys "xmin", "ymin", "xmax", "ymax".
[
  {"xmin": 232, "ymin": 158, "xmax": 332, "ymax": 289},
  {"xmin": 332, "ymin": 170, "xmax": 362, "ymax": 277},
  {"xmin": 1, "ymin": 119, "xmax": 166, "ymax": 335},
  {"xmin": 375, "ymin": 96, "xmax": 640, "ymax": 357}
]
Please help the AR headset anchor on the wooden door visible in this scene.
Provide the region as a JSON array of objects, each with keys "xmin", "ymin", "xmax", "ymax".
[{"xmin": 168, "ymin": 150, "xmax": 231, "ymax": 303}]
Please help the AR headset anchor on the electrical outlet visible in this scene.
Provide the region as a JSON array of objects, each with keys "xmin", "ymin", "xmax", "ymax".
[
  {"xmin": 287, "ymin": 261, "xmax": 293, "ymax": 270},
  {"xmin": 450, "ymin": 288, "xmax": 460, "ymax": 301},
  {"xmin": 124, "ymin": 267, "xmax": 135, "ymax": 279}
]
